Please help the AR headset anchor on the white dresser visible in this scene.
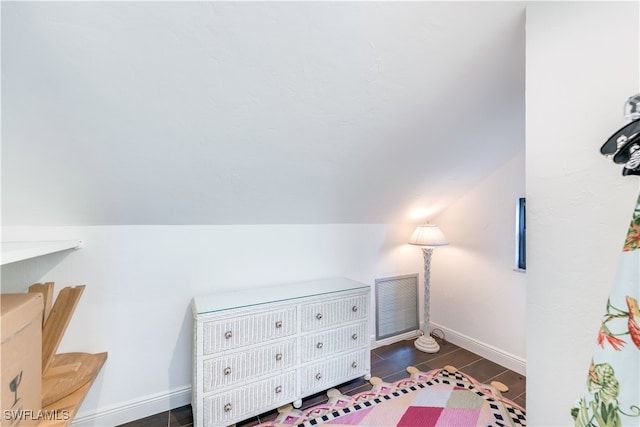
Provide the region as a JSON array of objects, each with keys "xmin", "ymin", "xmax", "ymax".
[{"xmin": 192, "ymin": 277, "xmax": 371, "ymax": 427}]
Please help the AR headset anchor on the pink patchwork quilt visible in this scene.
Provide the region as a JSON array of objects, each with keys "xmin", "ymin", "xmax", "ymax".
[{"xmin": 257, "ymin": 368, "xmax": 526, "ymax": 427}]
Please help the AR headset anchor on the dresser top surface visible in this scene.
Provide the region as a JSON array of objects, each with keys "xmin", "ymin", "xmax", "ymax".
[{"xmin": 193, "ymin": 277, "xmax": 369, "ymax": 315}]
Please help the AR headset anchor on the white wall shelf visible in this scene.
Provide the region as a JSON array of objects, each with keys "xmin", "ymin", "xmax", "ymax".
[{"xmin": 1, "ymin": 240, "xmax": 82, "ymax": 266}]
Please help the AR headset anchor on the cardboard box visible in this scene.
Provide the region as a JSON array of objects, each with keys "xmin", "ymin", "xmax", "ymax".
[{"xmin": 1, "ymin": 294, "xmax": 43, "ymax": 427}]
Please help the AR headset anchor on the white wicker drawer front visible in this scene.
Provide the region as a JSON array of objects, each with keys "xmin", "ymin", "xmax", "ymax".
[
  {"xmin": 300, "ymin": 322, "xmax": 367, "ymax": 362},
  {"xmin": 301, "ymin": 350, "xmax": 368, "ymax": 395},
  {"xmin": 203, "ymin": 339, "xmax": 296, "ymax": 392},
  {"xmin": 301, "ymin": 294, "xmax": 367, "ymax": 332},
  {"xmin": 203, "ymin": 370, "xmax": 296, "ymax": 427},
  {"xmin": 203, "ymin": 307, "xmax": 296, "ymax": 354}
]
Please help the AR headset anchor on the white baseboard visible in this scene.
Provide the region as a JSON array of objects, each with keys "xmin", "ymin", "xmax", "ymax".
[
  {"xmin": 72, "ymin": 327, "xmax": 524, "ymax": 425},
  {"xmin": 431, "ymin": 322, "xmax": 526, "ymax": 376},
  {"xmin": 71, "ymin": 386, "xmax": 191, "ymax": 426}
]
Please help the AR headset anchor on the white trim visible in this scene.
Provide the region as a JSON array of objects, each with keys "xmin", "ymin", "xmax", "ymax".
[
  {"xmin": 71, "ymin": 386, "xmax": 191, "ymax": 426},
  {"xmin": 431, "ymin": 322, "xmax": 526, "ymax": 376},
  {"xmin": 371, "ymin": 330, "xmax": 419, "ymax": 349},
  {"xmin": 73, "ymin": 326, "xmax": 524, "ymax": 426}
]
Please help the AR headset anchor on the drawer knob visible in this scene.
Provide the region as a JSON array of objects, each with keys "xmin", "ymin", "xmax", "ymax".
[
  {"xmin": 275, "ymin": 386, "xmax": 283, "ymax": 394},
  {"xmin": 352, "ymin": 333, "xmax": 358, "ymax": 340},
  {"xmin": 316, "ymin": 313, "xmax": 323, "ymax": 320},
  {"xmin": 352, "ymin": 306, "xmax": 358, "ymax": 312},
  {"xmin": 315, "ymin": 373, "xmax": 322, "ymax": 380},
  {"xmin": 352, "ymin": 362, "xmax": 358, "ymax": 369},
  {"xmin": 316, "ymin": 342, "xmax": 323, "ymax": 349},
  {"xmin": 224, "ymin": 403, "xmax": 232, "ymax": 412},
  {"xmin": 224, "ymin": 330, "xmax": 232, "ymax": 339},
  {"xmin": 224, "ymin": 367, "xmax": 231, "ymax": 375},
  {"xmin": 275, "ymin": 353, "xmax": 283, "ymax": 361},
  {"xmin": 275, "ymin": 321, "xmax": 283, "ymax": 328}
]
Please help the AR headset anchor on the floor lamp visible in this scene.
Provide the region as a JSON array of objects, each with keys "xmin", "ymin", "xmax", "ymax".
[{"xmin": 409, "ymin": 224, "xmax": 448, "ymax": 353}]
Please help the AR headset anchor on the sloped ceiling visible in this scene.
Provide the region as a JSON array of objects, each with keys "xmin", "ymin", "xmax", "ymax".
[{"xmin": 1, "ymin": 1, "xmax": 525, "ymax": 226}]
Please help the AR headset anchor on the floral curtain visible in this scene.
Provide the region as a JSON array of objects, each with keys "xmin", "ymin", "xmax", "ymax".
[{"xmin": 572, "ymin": 195, "xmax": 640, "ymax": 426}]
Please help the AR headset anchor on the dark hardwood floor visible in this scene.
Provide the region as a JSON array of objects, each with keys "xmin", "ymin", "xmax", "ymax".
[{"xmin": 119, "ymin": 338, "xmax": 526, "ymax": 427}]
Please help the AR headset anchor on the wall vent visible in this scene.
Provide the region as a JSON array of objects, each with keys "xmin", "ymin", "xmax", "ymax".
[{"xmin": 375, "ymin": 274, "xmax": 419, "ymax": 341}]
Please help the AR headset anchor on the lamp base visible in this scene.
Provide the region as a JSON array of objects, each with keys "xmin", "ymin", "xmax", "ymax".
[{"xmin": 414, "ymin": 334, "xmax": 440, "ymax": 353}]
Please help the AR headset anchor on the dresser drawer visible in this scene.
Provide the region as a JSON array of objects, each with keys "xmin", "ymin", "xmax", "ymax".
[
  {"xmin": 202, "ymin": 339, "xmax": 296, "ymax": 392},
  {"xmin": 301, "ymin": 294, "xmax": 367, "ymax": 332},
  {"xmin": 193, "ymin": 278, "xmax": 371, "ymax": 427},
  {"xmin": 203, "ymin": 371, "xmax": 296, "ymax": 427},
  {"xmin": 301, "ymin": 322, "xmax": 367, "ymax": 362},
  {"xmin": 202, "ymin": 307, "xmax": 296, "ymax": 354},
  {"xmin": 301, "ymin": 350, "xmax": 368, "ymax": 395}
]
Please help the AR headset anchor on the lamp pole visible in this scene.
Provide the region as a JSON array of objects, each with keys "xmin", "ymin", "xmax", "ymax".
[
  {"xmin": 414, "ymin": 246, "xmax": 440, "ymax": 353},
  {"xmin": 408, "ymin": 223, "xmax": 447, "ymax": 353}
]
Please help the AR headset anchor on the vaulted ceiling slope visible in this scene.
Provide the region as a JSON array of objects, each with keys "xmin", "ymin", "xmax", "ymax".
[{"xmin": 1, "ymin": 2, "xmax": 525, "ymax": 226}]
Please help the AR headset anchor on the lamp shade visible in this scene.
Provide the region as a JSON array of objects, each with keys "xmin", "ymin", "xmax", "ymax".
[{"xmin": 408, "ymin": 224, "xmax": 448, "ymax": 247}]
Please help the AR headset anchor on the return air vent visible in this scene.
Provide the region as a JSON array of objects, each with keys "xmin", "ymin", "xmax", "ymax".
[{"xmin": 375, "ymin": 274, "xmax": 419, "ymax": 340}]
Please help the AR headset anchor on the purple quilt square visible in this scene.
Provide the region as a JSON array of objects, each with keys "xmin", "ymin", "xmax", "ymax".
[{"xmin": 435, "ymin": 408, "xmax": 481, "ymax": 426}]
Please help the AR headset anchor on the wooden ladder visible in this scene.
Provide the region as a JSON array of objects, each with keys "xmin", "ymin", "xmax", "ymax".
[{"xmin": 28, "ymin": 283, "xmax": 107, "ymax": 427}]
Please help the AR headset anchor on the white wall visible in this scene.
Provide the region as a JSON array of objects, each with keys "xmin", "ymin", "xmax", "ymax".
[
  {"xmin": 1, "ymin": 224, "xmax": 418, "ymax": 425},
  {"xmin": 0, "ymin": 2, "xmax": 529, "ymax": 424},
  {"xmin": 1, "ymin": 152, "xmax": 530, "ymax": 423},
  {"xmin": 526, "ymin": 2, "xmax": 639, "ymax": 426},
  {"xmin": 429, "ymin": 151, "xmax": 526, "ymax": 370}
]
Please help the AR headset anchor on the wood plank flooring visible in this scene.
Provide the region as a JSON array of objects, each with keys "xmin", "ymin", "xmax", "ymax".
[{"xmin": 118, "ymin": 339, "xmax": 526, "ymax": 427}]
